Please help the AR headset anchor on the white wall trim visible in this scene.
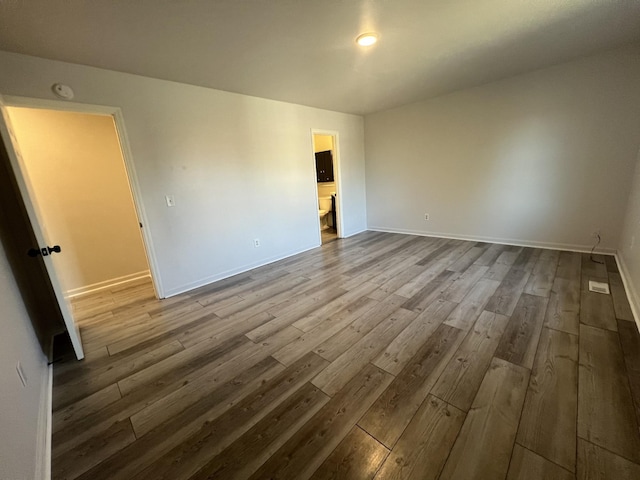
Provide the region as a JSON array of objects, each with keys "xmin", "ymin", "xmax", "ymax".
[
  {"xmin": 615, "ymin": 253, "xmax": 640, "ymax": 333},
  {"xmin": 341, "ymin": 227, "xmax": 368, "ymax": 239},
  {"xmin": 367, "ymin": 226, "xmax": 617, "ymax": 256},
  {"xmin": 163, "ymin": 244, "xmax": 320, "ymax": 298},
  {"xmin": 65, "ymin": 270, "xmax": 151, "ymax": 298}
]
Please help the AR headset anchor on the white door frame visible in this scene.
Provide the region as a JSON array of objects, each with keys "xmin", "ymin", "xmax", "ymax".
[
  {"xmin": 311, "ymin": 129, "xmax": 343, "ymax": 241},
  {"xmin": 0, "ymin": 95, "xmax": 164, "ymax": 299}
]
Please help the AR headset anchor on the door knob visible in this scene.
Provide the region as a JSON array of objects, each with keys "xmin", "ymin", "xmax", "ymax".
[
  {"xmin": 47, "ymin": 245, "xmax": 62, "ymax": 254},
  {"xmin": 27, "ymin": 245, "xmax": 62, "ymax": 257}
]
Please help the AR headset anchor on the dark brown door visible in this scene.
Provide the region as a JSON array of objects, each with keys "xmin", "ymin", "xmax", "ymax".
[{"xmin": 0, "ymin": 134, "xmax": 64, "ymax": 354}]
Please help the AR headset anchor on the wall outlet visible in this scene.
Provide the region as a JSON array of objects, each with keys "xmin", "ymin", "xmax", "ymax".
[
  {"xmin": 254, "ymin": 238, "xmax": 260, "ymax": 247},
  {"xmin": 16, "ymin": 362, "xmax": 27, "ymax": 387},
  {"xmin": 165, "ymin": 195, "xmax": 176, "ymax": 207},
  {"xmin": 424, "ymin": 213, "xmax": 430, "ymax": 221}
]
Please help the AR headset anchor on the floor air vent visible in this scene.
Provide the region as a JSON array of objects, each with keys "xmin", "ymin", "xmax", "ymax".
[{"xmin": 588, "ymin": 280, "xmax": 610, "ymax": 295}]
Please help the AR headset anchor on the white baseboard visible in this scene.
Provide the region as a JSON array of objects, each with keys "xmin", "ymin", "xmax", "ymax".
[
  {"xmin": 615, "ymin": 253, "xmax": 640, "ymax": 333},
  {"xmin": 367, "ymin": 226, "xmax": 617, "ymax": 256},
  {"xmin": 35, "ymin": 338, "xmax": 53, "ymax": 480},
  {"xmin": 341, "ymin": 227, "xmax": 368, "ymax": 239},
  {"xmin": 65, "ymin": 270, "xmax": 151, "ymax": 298},
  {"xmin": 163, "ymin": 244, "xmax": 321, "ymax": 298}
]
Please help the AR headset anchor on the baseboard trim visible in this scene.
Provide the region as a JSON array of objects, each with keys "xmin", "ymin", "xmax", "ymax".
[
  {"xmin": 35, "ymin": 337, "xmax": 53, "ymax": 479},
  {"xmin": 615, "ymin": 253, "xmax": 640, "ymax": 333},
  {"xmin": 163, "ymin": 244, "xmax": 321, "ymax": 298},
  {"xmin": 367, "ymin": 226, "xmax": 617, "ymax": 256},
  {"xmin": 341, "ymin": 227, "xmax": 368, "ymax": 239},
  {"xmin": 66, "ymin": 270, "xmax": 151, "ymax": 298}
]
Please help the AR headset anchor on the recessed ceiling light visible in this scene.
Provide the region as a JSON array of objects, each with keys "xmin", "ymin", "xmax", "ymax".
[{"xmin": 356, "ymin": 33, "xmax": 378, "ymax": 47}]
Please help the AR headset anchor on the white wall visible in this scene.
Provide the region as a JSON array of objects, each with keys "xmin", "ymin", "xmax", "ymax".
[
  {"xmin": 7, "ymin": 108, "xmax": 149, "ymax": 294},
  {"xmin": 0, "ymin": 240, "xmax": 49, "ymax": 480},
  {"xmin": 619, "ymin": 150, "xmax": 640, "ymax": 329},
  {"xmin": 365, "ymin": 46, "xmax": 640, "ymax": 252},
  {"xmin": 0, "ymin": 51, "xmax": 366, "ymax": 297}
]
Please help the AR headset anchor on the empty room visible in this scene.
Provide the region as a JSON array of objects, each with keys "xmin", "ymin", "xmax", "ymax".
[{"xmin": 1, "ymin": 1, "xmax": 640, "ymax": 479}]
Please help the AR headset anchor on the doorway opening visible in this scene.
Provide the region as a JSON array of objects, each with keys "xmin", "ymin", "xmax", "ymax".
[
  {"xmin": 312, "ymin": 132, "xmax": 340, "ymax": 245},
  {"xmin": 0, "ymin": 97, "xmax": 159, "ymax": 359}
]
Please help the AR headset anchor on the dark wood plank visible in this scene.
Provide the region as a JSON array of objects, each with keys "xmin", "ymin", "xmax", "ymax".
[
  {"xmin": 52, "ymin": 419, "xmax": 136, "ymax": 480},
  {"xmin": 523, "ymin": 249, "xmax": 560, "ymax": 298},
  {"xmin": 609, "ymin": 272, "xmax": 635, "ymax": 321},
  {"xmin": 443, "ymin": 278, "xmax": 500, "ymax": 331},
  {"xmin": 581, "ymin": 254, "xmax": 608, "ymax": 280},
  {"xmin": 312, "ymin": 307, "xmax": 416, "ymax": 396},
  {"xmin": 580, "ymin": 290, "xmax": 617, "ymax": 331},
  {"xmin": 374, "ymin": 298, "xmax": 457, "ymax": 376},
  {"xmin": 73, "ymin": 356, "xmax": 288, "ymax": 480},
  {"xmin": 373, "ymin": 395, "xmax": 465, "ymax": 480},
  {"xmin": 494, "ymin": 293, "xmax": 548, "ymax": 369},
  {"xmin": 187, "ymin": 382, "xmax": 330, "ymax": 479},
  {"xmin": 577, "ymin": 438, "xmax": 640, "ymax": 480},
  {"xmin": 432, "ymin": 310, "xmax": 509, "ymax": 411},
  {"xmin": 507, "ymin": 444, "xmax": 575, "ymax": 480},
  {"xmin": 313, "ymin": 294, "xmax": 406, "ymax": 362},
  {"xmin": 130, "ymin": 353, "xmax": 330, "ymax": 480},
  {"xmin": 617, "ymin": 319, "xmax": 640, "ymax": 430},
  {"xmin": 578, "ymin": 324, "xmax": 640, "ymax": 463},
  {"xmin": 309, "ymin": 427, "xmax": 389, "ymax": 480},
  {"xmin": 400, "ymin": 269, "xmax": 458, "ymax": 313},
  {"xmin": 544, "ymin": 277, "xmax": 580, "ymax": 336},
  {"xmin": 358, "ymin": 324, "xmax": 465, "ymax": 447},
  {"xmin": 485, "ymin": 267, "xmax": 530, "ymax": 316},
  {"xmin": 439, "ymin": 357, "xmax": 530, "ymax": 480},
  {"xmin": 249, "ymin": 363, "xmax": 394, "ymax": 480},
  {"xmin": 516, "ymin": 328, "xmax": 578, "ymax": 472}
]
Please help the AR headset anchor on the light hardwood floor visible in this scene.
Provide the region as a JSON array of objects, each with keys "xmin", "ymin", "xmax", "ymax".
[{"xmin": 52, "ymin": 231, "xmax": 640, "ymax": 480}]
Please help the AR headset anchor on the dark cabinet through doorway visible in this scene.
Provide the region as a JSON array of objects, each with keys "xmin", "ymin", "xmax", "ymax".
[{"xmin": 315, "ymin": 150, "xmax": 334, "ymax": 182}]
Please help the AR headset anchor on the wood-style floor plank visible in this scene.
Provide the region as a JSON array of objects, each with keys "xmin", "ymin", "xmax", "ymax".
[
  {"xmin": 609, "ymin": 272, "xmax": 635, "ymax": 322},
  {"xmin": 312, "ymin": 308, "xmax": 415, "ymax": 396},
  {"xmin": 544, "ymin": 277, "xmax": 580, "ymax": 336},
  {"xmin": 130, "ymin": 353, "xmax": 329, "ymax": 480},
  {"xmin": 51, "ymin": 232, "xmax": 640, "ymax": 480},
  {"xmin": 516, "ymin": 328, "xmax": 578, "ymax": 472},
  {"xmin": 618, "ymin": 318, "xmax": 640, "ymax": 425},
  {"xmin": 431, "ymin": 310, "xmax": 509, "ymax": 411},
  {"xmin": 578, "ymin": 324, "xmax": 640, "ymax": 463},
  {"xmin": 358, "ymin": 324, "xmax": 465, "ymax": 448},
  {"xmin": 187, "ymin": 382, "xmax": 330, "ymax": 480},
  {"xmin": 249, "ymin": 363, "xmax": 393, "ymax": 480},
  {"xmin": 310, "ymin": 427, "xmax": 389, "ymax": 480},
  {"xmin": 439, "ymin": 357, "xmax": 530, "ymax": 480},
  {"xmin": 443, "ymin": 278, "xmax": 500, "ymax": 331},
  {"xmin": 373, "ymin": 395, "xmax": 465, "ymax": 480},
  {"xmin": 494, "ymin": 293, "xmax": 548, "ymax": 370},
  {"xmin": 577, "ymin": 438, "xmax": 640, "ymax": 480},
  {"xmin": 580, "ymin": 291, "xmax": 617, "ymax": 332},
  {"xmin": 373, "ymin": 298, "xmax": 457, "ymax": 376},
  {"xmin": 507, "ymin": 444, "xmax": 574, "ymax": 480}
]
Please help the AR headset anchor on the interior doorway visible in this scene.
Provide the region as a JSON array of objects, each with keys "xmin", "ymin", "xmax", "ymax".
[
  {"xmin": 312, "ymin": 131, "xmax": 341, "ymax": 244},
  {"xmin": 7, "ymin": 107, "xmax": 151, "ymax": 297},
  {"xmin": 0, "ymin": 96, "xmax": 159, "ymax": 359}
]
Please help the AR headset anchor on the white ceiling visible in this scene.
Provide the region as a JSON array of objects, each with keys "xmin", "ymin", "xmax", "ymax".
[{"xmin": 0, "ymin": 1, "xmax": 639, "ymax": 115}]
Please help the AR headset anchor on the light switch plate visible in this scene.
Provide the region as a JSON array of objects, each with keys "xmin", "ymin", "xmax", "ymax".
[{"xmin": 165, "ymin": 195, "xmax": 176, "ymax": 207}]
